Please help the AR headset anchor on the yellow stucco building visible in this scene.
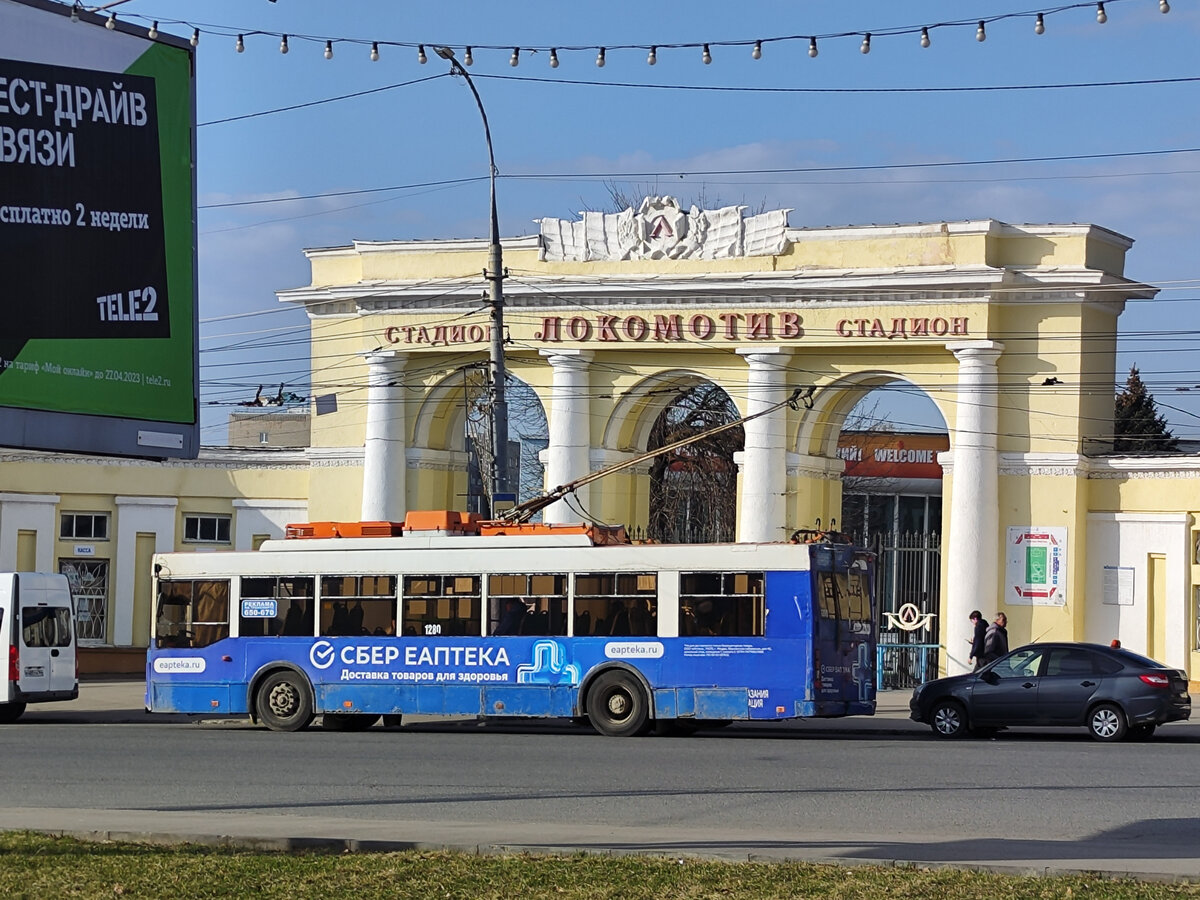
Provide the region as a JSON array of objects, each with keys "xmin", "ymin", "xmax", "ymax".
[{"xmin": 2, "ymin": 199, "xmax": 1196, "ymax": 681}]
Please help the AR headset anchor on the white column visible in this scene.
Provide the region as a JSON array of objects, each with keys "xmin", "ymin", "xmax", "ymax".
[
  {"xmin": 0, "ymin": 493, "xmax": 59, "ymax": 570},
  {"xmin": 539, "ymin": 349, "xmax": 593, "ymax": 524},
  {"xmin": 944, "ymin": 340, "xmax": 1004, "ymax": 675},
  {"xmin": 113, "ymin": 496, "xmax": 178, "ymax": 648},
  {"xmin": 736, "ymin": 347, "xmax": 792, "ymax": 542},
  {"xmin": 360, "ymin": 351, "xmax": 407, "ymax": 522}
]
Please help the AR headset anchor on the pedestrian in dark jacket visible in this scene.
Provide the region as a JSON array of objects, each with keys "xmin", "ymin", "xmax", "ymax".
[
  {"xmin": 968, "ymin": 610, "xmax": 988, "ymax": 670},
  {"xmin": 983, "ymin": 612, "xmax": 1009, "ymax": 664}
]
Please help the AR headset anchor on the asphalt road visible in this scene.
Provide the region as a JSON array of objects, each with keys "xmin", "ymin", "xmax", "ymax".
[{"xmin": 0, "ymin": 683, "xmax": 1198, "ymax": 879}]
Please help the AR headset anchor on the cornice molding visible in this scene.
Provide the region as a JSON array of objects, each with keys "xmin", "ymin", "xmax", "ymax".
[
  {"xmin": 0, "ymin": 492, "xmax": 60, "ymax": 505},
  {"xmin": 941, "ymin": 451, "xmax": 1200, "ymax": 479},
  {"xmin": 406, "ymin": 447, "xmax": 468, "ymax": 472},
  {"xmin": 1087, "ymin": 456, "xmax": 1200, "ymax": 479},
  {"xmin": 997, "ymin": 453, "xmax": 1089, "ymax": 478},
  {"xmin": 0, "ymin": 449, "xmax": 307, "ymax": 471},
  {"xmin": 783, "ymin": 453, "xmax": 844, "ymax": 480},
  {"xmin": 305, "ymin": 447, "xmax": 363, "ymax": 468}
]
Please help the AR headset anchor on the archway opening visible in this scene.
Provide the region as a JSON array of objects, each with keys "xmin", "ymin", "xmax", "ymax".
[
  {"xmin": 461, "ymin": 371, "xmax": 548, "ymax": 517},
  {"xmin": 836, "ymin": 379, "xmax": 948, "ymax": 690},
  {"xmin": 646, "ymin": 383, "xmax": 743, "ymax": 544},
  {"xmin": 838, "ymin": 380, "xmax": 947, "ymax": 541}
]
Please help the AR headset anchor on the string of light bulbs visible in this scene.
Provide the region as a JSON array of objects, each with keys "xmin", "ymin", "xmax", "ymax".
[{"xmin": 75, "ymin": 0, "xmax": 1172, "ymax": 68}]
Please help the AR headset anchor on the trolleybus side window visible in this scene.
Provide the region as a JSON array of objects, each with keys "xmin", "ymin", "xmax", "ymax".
[
  {"xmin": 679, "ymin": 572, "xmax": 765, "ymax": 637},
  {"xmin": 573, "ymin": 573, "xmax": 657, "ymax": 636},
  {"xmin": 488, "ymin": 574, "xmax": 567, "ymax": 636},
  {"xmin": 239, "ymin": 576, "xmax": 315, "ymax": 637},
  {"xmin": 402, "ymin": 575, "xmax": 480, "ymax": 636},
  {"xmin": 156, "ymin": 580, "xmax": 230, "ymax": 648},
  {"xmin": 320, "ymin": 575, "xmax": 397, "ymax": 636}
]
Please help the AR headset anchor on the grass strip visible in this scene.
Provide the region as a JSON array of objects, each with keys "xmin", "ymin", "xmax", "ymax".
[{"xmin": 0, "ymin": 831, "xmax": 1196, "ymax": 899}]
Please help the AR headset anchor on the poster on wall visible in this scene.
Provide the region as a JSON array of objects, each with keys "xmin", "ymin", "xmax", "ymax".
[{"xmin": 1006, "ymin": 526, "xmax": 1067, "ymax": 606}]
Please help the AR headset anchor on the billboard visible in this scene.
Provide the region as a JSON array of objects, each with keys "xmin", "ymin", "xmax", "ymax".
[{"xmin": 0, "ymin": 0, "xmax": 197, "ymax": 457}]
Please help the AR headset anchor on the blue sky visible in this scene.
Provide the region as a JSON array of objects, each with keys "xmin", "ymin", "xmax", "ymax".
[{"xmin": 95, "ymin": 0, "xmax": 1200, "ymax": 443}]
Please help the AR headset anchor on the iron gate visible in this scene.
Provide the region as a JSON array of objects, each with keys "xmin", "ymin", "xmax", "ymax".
[{"xmin": 855, "ymin": 530, "xmax": 942, "ymax": 690}]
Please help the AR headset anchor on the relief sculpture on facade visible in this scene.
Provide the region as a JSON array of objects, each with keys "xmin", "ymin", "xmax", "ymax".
[{"xmin": 538, "ymin": 196, "xmax": 790, "ymax": 262}]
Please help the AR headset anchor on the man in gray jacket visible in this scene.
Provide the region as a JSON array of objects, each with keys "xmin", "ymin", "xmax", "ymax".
[{"xmin": 982, "ymin": 612, "xmax": 1009, "ymax": 664}]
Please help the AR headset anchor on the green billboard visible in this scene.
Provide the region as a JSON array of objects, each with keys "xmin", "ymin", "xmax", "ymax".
[{"xmin": 0, "ymin": 0, "xmax": 196, "ymax": 457}]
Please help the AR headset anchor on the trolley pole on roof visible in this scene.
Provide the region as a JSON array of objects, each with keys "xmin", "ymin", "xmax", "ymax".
[{"xmin": 436, "ymin": 47, "xmax": 511, "ymax": 506}]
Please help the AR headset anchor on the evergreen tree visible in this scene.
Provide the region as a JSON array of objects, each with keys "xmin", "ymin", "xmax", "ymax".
[{"xmin": 1114, "ymin": 366, "xmax": 1177, "ymax": 452}]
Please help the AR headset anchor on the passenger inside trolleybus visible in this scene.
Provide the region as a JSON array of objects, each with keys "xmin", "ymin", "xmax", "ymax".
[{"xmin": 492, "ymin": 597, "xmax": 529, "ymax": 635}]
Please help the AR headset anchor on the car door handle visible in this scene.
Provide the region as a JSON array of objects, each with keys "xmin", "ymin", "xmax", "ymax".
[
  {"xmin": 1022, "ymin": 682, "xmax": 1035, "ymax": 689},
  {"xmin": 1080, "ymin": 680, "xmax": 1095, "ymax": 687}
]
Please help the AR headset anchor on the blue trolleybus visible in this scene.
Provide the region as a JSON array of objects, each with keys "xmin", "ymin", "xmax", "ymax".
[{"xmin": 146, "ymin": 513, "xmax": 877, "ymax": 736}]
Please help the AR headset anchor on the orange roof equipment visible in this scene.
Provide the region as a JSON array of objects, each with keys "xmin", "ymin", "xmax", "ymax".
[
  {"xmin": 284, "ymin": 521, "xmax": 404, "ymax": 539},
  {"xmin": 283, "ymin": 511, "xmax": 628, "ymax": 545}
]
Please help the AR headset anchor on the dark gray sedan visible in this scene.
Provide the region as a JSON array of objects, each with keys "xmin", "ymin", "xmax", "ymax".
[{"xmin": 910, "ymin": 642, "xmax": 1191, "ymax": 741}]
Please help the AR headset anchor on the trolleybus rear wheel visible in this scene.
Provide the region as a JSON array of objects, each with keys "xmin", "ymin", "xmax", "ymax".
[
  {"xmin": 256, "ymin": 670, "xmax": 314, "ymax": 732},
  {"xmin": 587, "ymin": 671, "xmax": 648, "ymax": 737}
]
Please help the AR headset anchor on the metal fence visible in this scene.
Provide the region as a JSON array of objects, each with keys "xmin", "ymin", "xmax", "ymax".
[{"xmin": 877, "ymin": 642, "xmax": 940, "ymax": 691}]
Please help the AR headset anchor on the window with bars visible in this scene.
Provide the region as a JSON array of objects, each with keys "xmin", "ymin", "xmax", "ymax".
[
  {"xmin": 60, "ymin": 558, "xmax": 109, "ymax": 644},
  {"xmin": 1194, "ymin": 586, "xmax": 1200, "ymax": 652}
]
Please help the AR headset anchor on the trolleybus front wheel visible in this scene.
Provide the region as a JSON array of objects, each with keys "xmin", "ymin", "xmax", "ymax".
[
  {"xmin": 256, "ymin": 670, "xmax": 314, "ymax": 732},
  {"xmin": 587, "ymin": 671, "xmax": 649, "ymax": 737}
]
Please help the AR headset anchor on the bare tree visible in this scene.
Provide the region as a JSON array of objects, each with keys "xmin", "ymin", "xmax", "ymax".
[{"xmin": 647, "ymin": 384, "xmax": 743, "ymax": 543}]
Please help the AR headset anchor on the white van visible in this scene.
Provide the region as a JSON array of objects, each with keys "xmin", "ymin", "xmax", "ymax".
[{"xmin": 0, "ymin": 573, "xmax": 78, "ymax": 722}]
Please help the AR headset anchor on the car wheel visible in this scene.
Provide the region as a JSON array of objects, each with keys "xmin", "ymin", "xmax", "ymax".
[
  {"xmin": 929, "ymin": 699, "xmax": 967, "ymax": 738},
  {"xmin": 256, "ymin": 670, "xmax": 314, "ymax": 732},
  {"xmin": 0, "ymin": 702, "xmax": 27, "ymax": 724},
  {"xmin": 1128, "ymin": 723, "xmax": 1156, "ymax": 741},
  {"xmin": 586, "ymin": 671, "xmax": 649, "ymax": 737},
  {"xmin": 1087, "ymin": 703, "xmax": 1128, "ymax": 742}
]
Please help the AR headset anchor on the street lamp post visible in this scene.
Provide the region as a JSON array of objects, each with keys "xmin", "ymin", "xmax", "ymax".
[{"xmin": 435, "ymin": 47, "xmax": 511, "ymax": 507}]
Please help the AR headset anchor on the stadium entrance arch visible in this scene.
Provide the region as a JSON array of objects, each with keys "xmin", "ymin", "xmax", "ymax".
[{"xmin": 279, "ymin": 198, "xmax": 1156, "ymax": 675}]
